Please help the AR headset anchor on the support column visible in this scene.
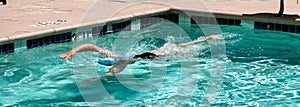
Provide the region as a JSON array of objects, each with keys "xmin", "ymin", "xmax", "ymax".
[{"xmin": 275, "ymin": 0, "xmax": 284, "ymax": 17}]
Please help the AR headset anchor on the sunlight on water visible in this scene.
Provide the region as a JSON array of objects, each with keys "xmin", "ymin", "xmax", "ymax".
[{"xmin": 0, "ymin": 22, "xmax": 299, "ymax": 106}]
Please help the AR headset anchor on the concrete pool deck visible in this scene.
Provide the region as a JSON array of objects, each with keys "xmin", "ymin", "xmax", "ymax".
[{"xmin": 0, "ymin": 0, "xmax": 300, "ymax": 42}]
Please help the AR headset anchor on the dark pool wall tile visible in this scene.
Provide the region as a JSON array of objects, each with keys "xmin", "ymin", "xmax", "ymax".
[
  {"xmin": 112, "ymin": 20, "xmax": 131, "ymax": 32},
  {"xmin": 260, "ymin": 22, "xmax": 268, "ymax": 30},
  {"xmin": 193, "ymin": 15, "xmax": 298, "ymax": 33},
  {"xmin": 221, "ymin": 18, "xmax": 229, "ymax": 25},
  {"xmin": 2, "ymin": 44, "xmax": 8, "ymax": 54},
  {"xmin": 202, "ymin": 17, "xmax": 209, "ymax": 24},
  {"xmin": 9, "ymin": 43, "xmax": 14, "ymax": 53},
  {"xmin": 0, "ymin": 43, "xmax": 14, "ymax": 54},
  {"xmin": 254, "ymin": 22, "xmax": 261, "ymax": 29},
  {"xmin": 216, "ymin": 18, "xmax": 222, "ymax": 24},
  {"xmin": 275, "ymin": 24, "xmax": 282, "ymax": 31},
  {"xmin": 157, "ymin": 14, "xmax": 179, "ymax": 23},
  {"xmin": 268, "ymin": 23, "xmax": 275, "ymax": 30},
  {"xmin": 50, "ymin": 35, "xmax": 56, "ymax": 44},
  {"xmin": 191, "ymin": 16, "xmax": 199, "ymax": 24},
  {"xmin": 140, "ymin": 14, "xmax": 179, "ymax": 29},
  {"xmin": 288, "ymin": 25, "xmax": 296, "ymax": 33},
  {"xmin": 191, "ymin": 16, "xmax": 215, "ymax": 24},
  {"xmin": 27, "ymin": 39, "xmax": 38, "ymax": 49},
  {"xmin": 140, "ymin": 17, "xmax": 163, "ymax": 29},
  {"xmin": 92, "ymin": 25, "xmax": 107, "ymax": 36},
  {"xmin": 296, "ymin": 26, "xmax": 300, "ymax": 33},
  {"xmin": 191, "ymin": 16, "xmax": 240, "ymax": 26},
  {"xmin": 32, "ymin": 39, "xmax": 38, "ymax": 48},
  {"xmin": 282, "ymin": 24, "xmax": 289, "ymax": 32},
  {"xmin": 54, "ymin": 34, "xmax": 62, "ymax": 43},
  {"xmin": 228, "ymin": 19, "xmax": 235, "ymax": 25},
  {"xmin": 122, "ymin": 21, "xmax": 130, "ymax": 30},
  {"xmin": 254, "ymin": 21, "xmax": 299, "ymax": 33},
  {"xmin": 254, "ymin": 22, "xmax": 268, "ymax": 29},
  {"xmin": 62, "ymin": 33, "xmax": 67, "ymax": 42},
  {"xmin": 191, "ymin": 16, "xmax": 198, "ymax": 24},
  {"xmin": 38, "ymin": 38, "xmax": 44, "ymax": 46},
  {"xmin": 66, "ymin": 32, "xmax": 72, "ymax": 41},
  {"xmin": 141, "ymin": 18, "xmax": 151, "ymax": 29},
  {"xmin": 26, "ymin": 32, "xmax": 73, "ymax": 49},
  {"xmin": 55, "ymin": 32, "xmax": 73, "ymax": 43},
  {"xmin": 26, "ymin": 40, "xmax": 32, "ymax": 49},
  {"xmin": 44, "ymin": 36, "xmax": 50, "ymax": 45},
  {"xmin": 234, "ymin": 20, "xmax": 241, "ymax": 26}
]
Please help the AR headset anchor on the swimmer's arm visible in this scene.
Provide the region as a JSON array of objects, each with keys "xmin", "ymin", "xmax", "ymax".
[
  {"xmin": 80, "ymin": 62, "xmax": 127, "ymax": 86},
  {"xmin": 81, "ymin": 67, "xmax": 123, "ymax": 86},
  {"xmin": 81, "ymin": 58, "xmax": 137, "ymax": 86},
  {"xmin": 101, "ymin": 58, "xmax": 137, "ymax": 77},
  {"xmin": 60, "ymin": 43, "xmax": 117, "ymax": 60},
  {"xmin": 177, "ymin": 35, "xmax": 221, "ymax": 47},
  {"xmin": 80, "ymin": 63, "xmax": 128, "ymax": 86},
  {"xmin": 100, "ymin": 64, "xmax": 128, "ymax": 78}
]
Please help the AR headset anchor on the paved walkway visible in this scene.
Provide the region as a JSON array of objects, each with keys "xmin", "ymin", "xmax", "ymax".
[{"xmin": 0, "ymin": 0, "xmax": 299, "ymax": 41}]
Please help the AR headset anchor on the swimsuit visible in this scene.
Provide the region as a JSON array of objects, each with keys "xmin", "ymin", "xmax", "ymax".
[{"xmin": 98, "ymin": 57, "xmax": 120, "ymax": 66}]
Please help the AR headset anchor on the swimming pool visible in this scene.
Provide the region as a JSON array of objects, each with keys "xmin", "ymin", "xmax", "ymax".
[{"xmin": 0, "ymin": 22, "xmax": 299, "ymax": 106}]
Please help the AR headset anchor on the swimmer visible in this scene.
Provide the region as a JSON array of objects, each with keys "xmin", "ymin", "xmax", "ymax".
[{"xmin": 60, "ymin": 35, "xmax": 220, "ymax": 85}]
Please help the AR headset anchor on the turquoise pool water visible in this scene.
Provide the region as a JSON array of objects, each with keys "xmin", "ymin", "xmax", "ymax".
[{"xmin": 0, "ymin": 22, "xmax": 299, "ymax": 106}]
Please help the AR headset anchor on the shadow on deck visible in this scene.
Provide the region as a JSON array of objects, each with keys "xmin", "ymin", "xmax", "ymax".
[{"xmin": 243, "ymin": 13, "xmax": 300, "ymax": 22}]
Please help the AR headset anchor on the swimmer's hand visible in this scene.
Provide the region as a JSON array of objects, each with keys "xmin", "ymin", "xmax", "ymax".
[
  {"xmin": 60, "ymin": 50, "xmax": 76, "ymax": 60},
  {"xmin": 101, "ymin": 72, "xmax": 113, "ymax": 78},
  {"xmin": 206, "ymin": 35, "xmax": 221, "ymax": 40},
  {"xmin": 101, "ymin": 58, "xmax": 135, "ymax": 78},
  {"xmin": 80, "ymin": 77, "xmax": 98, "ymax": 86},
  {"xmin": 80, "ymin": 72, "xmax": 113, "ymax": 86},
  {"xmin": 100, "ymin": 67, "xmax": 125, "ymax": 78}
]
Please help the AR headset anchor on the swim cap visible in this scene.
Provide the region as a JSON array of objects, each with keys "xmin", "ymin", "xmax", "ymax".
[{"xmin": 133, "ymin": 52, "xmax": 158, "ymax": 60}]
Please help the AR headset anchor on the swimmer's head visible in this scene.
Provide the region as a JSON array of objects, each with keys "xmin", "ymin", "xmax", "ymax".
[{"xmin": 133, "ymin": 52, "xmax": 157, "ymax": 60}]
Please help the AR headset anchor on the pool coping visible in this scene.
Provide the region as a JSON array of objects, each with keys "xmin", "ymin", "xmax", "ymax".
[
  {"xmin": 0, "ymin": 4, "xmax": 172, "ymax": 43},
  {"xmin": 1, "ymin": 2, "xmax": 300, "ymax": 44}
]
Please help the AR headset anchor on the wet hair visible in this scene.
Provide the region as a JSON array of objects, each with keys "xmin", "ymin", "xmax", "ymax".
[{"xmin": 133, "ymin": 52, "xmax": 158, "ymax": 60}]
